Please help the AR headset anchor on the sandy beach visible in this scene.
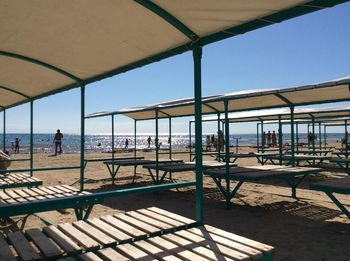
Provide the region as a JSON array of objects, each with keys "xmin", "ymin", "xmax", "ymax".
[{"xmin": 1, "ymin": 144, "xmax": 350, "ymax": 260}]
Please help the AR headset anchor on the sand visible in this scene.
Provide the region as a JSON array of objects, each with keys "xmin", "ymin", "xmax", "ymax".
[{"xmin": 1, "ymin": 144, "xmax": 350, "ymax": 260}]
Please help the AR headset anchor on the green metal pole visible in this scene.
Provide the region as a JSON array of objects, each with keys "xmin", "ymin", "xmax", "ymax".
[
  {"xmin": 261, "ymin": 121, "xmax": 264, "ymax": 153},
  {"xmin": 30, "ymin": 101, "xmax": 34, "ymax": 176},
  {"xmin": 345, "ymin": 120, "xmax": 348, "ymax": 158},
  {"xmin": 193, "ymin": 43, "xmax": 203, "ymax": 225},
  {"xmin": 278, "ymin": 116, "xmax": 282, "ymax": 165},
  {"xmin": 312, "ymin": 118, "xmax": 315, "ymax": 154},
  {"xmin": 80, "ymin": 85, "xmax": 85, "ymax": 192},
  {"xmin": 155, "ymin": 109, "xmax": 159, "ymax": 184},
  {"xmin": 324, "ymin": 125, "xmax": 327, "ymax": 149},
  {"xmin": 307, "ymin": 124, "xmax": 310, "ymax": 149},
  {"xmin": 318, "ymin": 122, "xmax": 322, "ymax": 150},
  {"xmin": 217, "ymin": 113, "xmax": 221, "ymax": 161},
  {"xmin": 296, "ymin": 122, "xmax": 299, "ymax": 153},
  {"xmin": 112, "ymin": 115, "xmax": 115, "ymax": 177},
  {"xmin": 3, "ymin": 110, "xmax": 5, "ymax": 152},
  {"xmin": 256, "ymin": 123, "xmax": 259, "ymax": 153},
  {"xmin": 189, "ymin": 121, "xmax": 192, "ymax": 161},
  {"xmin": 224, "ymin": 100, "xmax": 230, "ymax": 208},
  {"xmin": 290, "ymin": 106, "xmax": 295, "ymax": 167},
  {"xmin": 169, "ymin": 117, "xmax": 172, "ymax": 159},
  {"xmin": 134, "ymin": 120, "xmax": 137, "ymax": 158}
]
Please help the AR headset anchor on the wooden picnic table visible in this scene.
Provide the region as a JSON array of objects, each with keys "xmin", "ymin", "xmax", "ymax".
[
  {"xmin": 103, "ymin": 159, "xmax": 183, "ymax": 184},
  {"xmin": 204, "ymin": 165, "xmax": 322, "ymax": 207},
  {"xmin": 261, "ymin": 154, "xmax": 332, "ymax": 166},
  {"xmin": 0, "ymin": 207, "xmax": 274, "ymax": 260},
  {"xmin": 0, "ymin": 173, "xmax": 42, "ymax": 189}
]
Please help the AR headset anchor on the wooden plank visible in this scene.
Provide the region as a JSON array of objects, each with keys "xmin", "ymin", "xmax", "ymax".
[
  {"xmin": 61, "ymin": 185, "xmax": 79, "ymax": 192},
  {"xmin": 7, "ymin": 231, "xmax": 41, "ymax": 261},
  {"xmin": 21, "ymin": 188, "xmax": 40, "ymax": 197},
  {"xmin": 13, "ymin": 189, "xmax": 31, "ymax": 198},
  {"xmin": 204, "ymin": 225, "xmax": 274, "ymax": 254},
  {"xmin": 126, "ymin": 210, "xmax": 172, "ymax": 230},
  {"xmin": 4, "ymin": 189, "xmax": 21, "ymax": 199},
  {"xmin": 58, "ymin": 223, "xmax": 100, "ymax": 251},
  {"xmin": 72, "ymin": 220, "xmax": 116, "ymax": 246},
  {"xmin": 26, "ymin": 228, "xmax": 63, "ymax": 258},
  {"xmin": 148, "ymin": 236, "xmax": 209, "ymax": 261},
  {"xmin": 116, "ymin": 243, "xmax": 155, "ymax": 260},
  {"xmin": 163, "ymin": 233, "xmax": 235, "ymax": 261},
  {"xmin": 137, "ymin": 209, "xmax": 184, "ymax": 228},
  {"xmin": 87, "ymin": 218, "xmax": 132, "ymax": 242},
  {"xmin": 29, "ymin": 187, "xmax": 48, "ymax": 197},
  {"xmin": 98, "ymin": 247, "xmax": 129, "ymax": 261},
  {"xmin": 134, "ymin": 240, "xmax": 183, "ymax": 261},
  {"xmin": 0, "ymin": 190, "xmax": 11, "ymax": 200},
  {"xmin": 175, "ymin": 230, "xmax": 250, "ymax": 260},
  {"xmin": 148, "ymin": 207, "xmax": 195, "ymax": 225},
  {"xmin": 100, "ymin": 215, "xmax": 146, "ymax": 238},
  {"xmin": 55, "ymin": 185, "xmax": 78, "ymax": 194},
  {"xmin": 0, "ymin": 234, "xmax": 16, "ymax": 261},
  {"xmin": 79, "ymin": 252, "xmax": 104, "ymax": 261},
  {"xmin": 43, "ymin": 225, "xmax": 82, "ymax": 255},
  {"xmin": 188, "ymin": 228, "xmax": 263, "ymax": 259},
  {"xmin": 37, "ymin": 186, "xmax": 57, "ymax": 195},
  {"xmin": 114, "ymin": 213, "xmax": 160, "ymax": 234}
]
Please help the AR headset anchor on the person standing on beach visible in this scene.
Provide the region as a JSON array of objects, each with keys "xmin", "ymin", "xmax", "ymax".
[
  {"xmin": 14, "ymin": 138, "xmax": 20, "ymax": 154},
  {"xmin": 272, "ymin": 131, "xmax": 277, "ymax": 147},
  {"xmin": 124, "ymin": 138, "xmax": 129, "ymax": 149},
  {"xmin": 147, "ymin": 136, "xmax": 152, "ymax": 148},
  {"xmin": 262, "ymin": 131, "xmax": 266, "ymax": 147},
  {"xmin": 53, "ymin": 129, "xmax": 63, "ymax": 155},
  {"xmin": 267, "ymin": 131, "xmax": 272, "ymax": 147}
]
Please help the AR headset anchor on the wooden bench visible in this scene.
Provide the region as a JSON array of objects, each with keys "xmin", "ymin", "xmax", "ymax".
[
  {"xmin": 204, "ymin": 166, "xmax": 322, "ymax": 207},
  {"xmin": 0, "ymin": 173, "xmax": 42, "ymax": 189},
  {"xmin": 310, "ymin": 177, "xmax": 350, "ymax": 218},
  {"xmin": 0, "ymin": 207, "xmax": 274, "ymax": 260},
  {"xmin": 261, "ymin": 154, "xmax": 332, "ymax": 166}
]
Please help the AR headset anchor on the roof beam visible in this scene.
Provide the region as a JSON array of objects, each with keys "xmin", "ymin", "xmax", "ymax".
[
  {"xmin": 0, "ymin": 51, "xmax": 82, "ymax": 83},
  {"xmin": 159, "ymin": 109, "xmax": 171, "ymax": 117},
  {"xmin": 0, "ymin": 85, "xmax": 31, "ymax": 99},
  {"xmin": 135, "ymin": 0, "xmax": 199, "ymax": 41},
  {"xmin": 274, "ymin": 93, "xmax": 293, "ymax": 106},
  {"xmin": 203, "ymin": 103, "xmax": 219, "ymax": 113}
]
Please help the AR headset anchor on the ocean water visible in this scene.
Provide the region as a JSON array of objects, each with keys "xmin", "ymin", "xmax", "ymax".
[{"xmin": 0, "ymin": 133, "xmax": 345, "ymax": 154}]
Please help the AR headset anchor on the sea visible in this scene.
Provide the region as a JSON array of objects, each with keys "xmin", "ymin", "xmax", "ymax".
[{"xmin": 0, "ymin": 133, "xmax": 346, "ymax": 154}]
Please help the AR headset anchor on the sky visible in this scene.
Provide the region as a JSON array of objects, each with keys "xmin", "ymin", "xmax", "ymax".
[{"xmin": 2, "ymin": 2, "xmax": 350, "ymax": 135}]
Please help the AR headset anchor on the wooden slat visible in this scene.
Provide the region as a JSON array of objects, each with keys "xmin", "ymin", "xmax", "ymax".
[
  {"xmin": 116, "ymin": 243, "xmax": 155, "ymax": 260},
  {"xmin": 114, "ymin": 213, "xmax": 159, "ymax": 234},
  {"xmin": 7, "ymin": 231, "xmax": 41, "ymax": 261},
  {"xmin": 98, "ymin": 247, "xmax": 129, "ymax": 261},
  {"xmin": 87, "ymin": 218, "xmax": 132, "ymax": 242},
  {"xmin": 100, "ymin": 215, "xmax": 146, "ymax": 238},
  {"xmin": 188, "ymin": 228, "xmax": 263, "ymax": 259},
  {"xmin": 58, "ymin": 223, "xmax": 100, "ymax": 251},
  {"xmin": 126, "ymin": 210, "xmax": 172, "ymax": 230},
  {"xmin": 204, "ymin": 225, "xmax": 274, "ymax": 254},
  {"xmin": 43, "ymin": 226, "xmax": 82, "ymax": 254},
  {"xmin": 137, "ymin": 209, "xmax": 184, "ymax": 227},
  {"xmin": 79, "ymin": 252, "xmax": 104, "ymax": 261},
  {"xmin": 72, "ymin": 220, "xmax": 116, "ymax": 246},
  {"xmin": 4, "ymin": 189, "xmax": 20, "ymax": 199},
  {"xmin": 134, "ymin": 240, "xmax": 183, "ymax": 261},
  {"xmin": 175, "ymin": 230, "xmax": 250, "ymax": 260},
  {"xmin": 0, "ymin": 234, "xmax": 16, "ymax": 261},
  {"xmin": 0, "ymin": 190, "xmax": 11, "ymax": 200},
  {"xmin": 26, "ymin": 228, "xmax": 63, "ymax": 258},
  {"xmin": 163, "ymin": 233, "xmax": 235, "ymax": 261},
  {"xmin": 37, "ymin": 186, "xmax": 57, "ymax": 195},
  {"xmin": 148, "ymin": 207, "xmax": 195, "ymax": 225},
  {"xmin": 148, "ymin": 236, "xmax": 209, "ymax": 261}
]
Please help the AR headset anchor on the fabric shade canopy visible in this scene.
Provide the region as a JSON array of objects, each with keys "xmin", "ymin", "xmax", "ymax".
[
  {"xmin": 86, "ymin": 77, "xmax": 350, "ymax": 120},
  {"xmin": 0, "ymin": 0, "xmax": 348, "ymax": 111}
]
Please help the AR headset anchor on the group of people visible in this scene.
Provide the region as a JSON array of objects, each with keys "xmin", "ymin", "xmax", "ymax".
[
  {"xmin": 262, "ymin": 130, "xmax": 278, "ymax": 147},
  {"xmin": 206, "ymin": 131, "xmax": 224, "ymax": 151}
]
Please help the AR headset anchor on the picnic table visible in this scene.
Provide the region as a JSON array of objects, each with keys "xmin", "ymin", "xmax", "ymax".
[
  {"xmin": 261, "ymin": 154, "xmax": 332, "ymax": 166},
  {"xmin": 0, "ymin": 173, "xmax": 42, "ymax": 189},
  {"xmin": 219, "ymin": 152, "xmax": 280, "ymax": 165},
  {"xmin": 310, "ymin": 177, "xmax": 350, "ymax": 218},
  {"xmin": 103, "ymin": 159, "xmax": 183, "ymax": 184},
  {"xmin": 143, "ymin": 161, "xmax": 237, "ymax": 184},
  {"xmin": 288, "ymin": 149, "xmax": 333, "ymax": 156},
  {"xmin": 83, "ymin": 156, "xmax": 144, "ymax": 169},
  {"xmin": 0, "ymin": 207, "xmax": 274, "ymax": 260},
  {"xmin": 204, "ymin": 165, "xmax": 322, "ymax": 207}
]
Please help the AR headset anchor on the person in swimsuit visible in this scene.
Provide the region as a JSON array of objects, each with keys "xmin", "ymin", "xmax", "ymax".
[{"xmin": 53, "ymin": 129, "xmax": 63, "ymax": 155}]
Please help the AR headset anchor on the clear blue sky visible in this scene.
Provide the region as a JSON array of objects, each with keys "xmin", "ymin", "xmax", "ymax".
[{"xmin": 2, "ymin": 2, "xmax": 350, "ymax": 135}]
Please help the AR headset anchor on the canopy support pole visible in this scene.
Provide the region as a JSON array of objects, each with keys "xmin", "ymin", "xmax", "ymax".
[
  {"xmin": 3, "ymin": 110, "xmax": 5, "ymax": 152},
  {"xmin": 345, "ymin": 120, "xmax": 348, "ymax": 160},
  {"xmin": 217, "ymin": 113, "xmax": 221, "ymax": 161},
  {"xmin": 193, "ymin": 43, "xmax": 203, "ymax": 225},
  {"xmin": 169, "ymin": 117, "xmax": 172, "ymax": 159},
  {"xmin": 256, "ymin": 123, "xmax": 259, "ymax": 153},
  {"xmin": 296, "ymin": 122, "xmax": 299, "ymax": 153},
  {"xmin": 224, "ymin": 100, "xmax": 230, "ymax": 209},
  {"xmin": 134, "ymin": 120, "xmax": 137, "ymax": 158},
  {"xmin": 307, "ymin": 124, "xmax": 310, "ymax": 149},
  {"xmin": 324, "ymin": 125, "xmax": 327, "ymax": 149},
  {"xmin": 278, "ymin": 116, "xmax": 283, "ymax": 165},
  {"xmin": 189, "ymin": 121, "xmax": 192, "ymax": 161},
  {"xmin": 155, "ymin": 109, "xmax": 159, "ymax": 184},
  {"xmin": 111, "ymin": 115, "xmax": 115, "ymax": 181},
  {"xmin": 30, "ymin": 101, "xmax": 34, "ymax": 176},
  {"xmin": 261, "ymin": 121, "xmax": 264, "ymax": 153},
  {"xmin": 80, "ymin": 85, "xmax": 85, "ymax": 192},
  {"xmin": 312, "ymin": 117, "xmax": 315, "ymax": 165},
  {"xmin": 290, "ymin": 106, "xmax": 295, "ymax": 167},
  {"xmin": 318, "ymin": 122, "xmax": 322, "ymax": 150}
]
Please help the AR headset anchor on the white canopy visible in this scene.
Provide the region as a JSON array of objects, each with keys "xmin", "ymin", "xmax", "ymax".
[
  {"xmin": 1, "ymin": 0, "xmax": 348, "ymax": 110},
  {"xmin": 86, "ymin": 77, "xmax": 350, "ymax": 120}
]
